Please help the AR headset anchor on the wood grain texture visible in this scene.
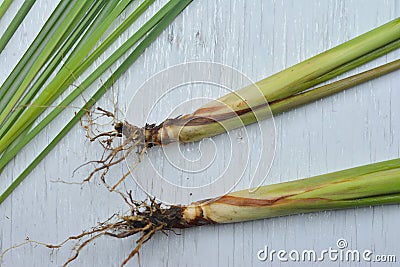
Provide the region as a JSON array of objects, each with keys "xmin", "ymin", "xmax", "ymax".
[{"xmin": 1, "ymin": 0, "xmax": 399, "ymax": 266}]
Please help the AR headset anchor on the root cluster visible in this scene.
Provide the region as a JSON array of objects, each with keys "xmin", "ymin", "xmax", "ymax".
[
  {"xmin": 78, "ymin": 107, "xmax": 147, "ymax": 191},
  {"xmin": 0, "ymin": 197, "xmax": 183, "ymax": 266},
  {"xmin": 63, "ymin": 196, "xmax": 182, "ymax": 266},
  {"xmin": 57, "ymin": 108, "xmax": 183, "ymax": 265}
]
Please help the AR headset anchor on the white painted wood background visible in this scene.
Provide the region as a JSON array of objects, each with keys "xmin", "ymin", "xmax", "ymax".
[{"xmin": 1, "ymin": 0, "xmax": 400, "ymax": 266}]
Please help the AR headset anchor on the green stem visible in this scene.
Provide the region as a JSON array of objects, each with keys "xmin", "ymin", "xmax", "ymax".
[
  {"xmin": 146, "ymin": 58, "xmax": 400, "ymax": 145},
  {"xmin": 269, "ymin": 59, "xmax": 400, "ymax": 115},
  {"xmin": 292, "ymin": 38, "xmax": 400, "ymax": 96},
  {"xmin": 257, "ymin": 18, "xmax": 400, "ymax": 102},
  {"xmin": 162, "ymin": 20, "xmax": 400, "ymax": 144}
]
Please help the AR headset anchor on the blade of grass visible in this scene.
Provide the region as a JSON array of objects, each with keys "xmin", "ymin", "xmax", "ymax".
[
  {"xmin": 0, "ymin": 0, "xmax": 131, "ymax": 140},
  {"xmin": 0, "ymin": 0, "xmax": 110, "ymax": 139},
  {"xmin": 0, "ymin": 0, "xmax": 73, "ymax": 109},
  {"xmin": 0, "ymin": 0, "xmax": 35, "ymax": 53},
  {"xmin": 0, "ymin": 0, "xmax": 159, "ymax": 173},
  {"xmin": 0, "ymin": 0, "xmax": 14, "ymax": 20},
  {"xmin": 0, "ymin": 0, "xmax": 180, "ymax": 154},
  {"xmin": 0, "ymin": 0, "xmax": 193, "ymax": 204},
  {"xmin": 0, "ymin": 0, "xmax": 169, "ymax": 173},
  {"xmin": 0, "ymin": 0, "xmax": 93, "ymax": 126}
]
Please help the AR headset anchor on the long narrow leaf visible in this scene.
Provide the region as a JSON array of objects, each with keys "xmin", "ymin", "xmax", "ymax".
[
  {"xmin": 0, "ymin": 0, "xmax": 179, "ymax": 154},
  {"xmin": 0, "ymin": 0, "xmax": 13, "ymax": 20},
  {"xmin": 0, "ymin": 0, "xmax": 109, "ymax": 139},
  {"xmin": 0, "ymin": 0, "xmax": 93, "ymax": 126},
  {"xmin": 0, "ymin": 0, "xmax": 73, "ymax": 108},
  {"xmin": 0, "ymin": 0, "xmax": 156, "ymax": 172},
  {"xmin": 0, "ymin": 0, "xmax": 193, "ymax": 204},
  {"xmin": 0, "ymin": 0, "xmax": 35, "ymax": 53},
  {"xmin": 0, "ymin": 0, "xmax": 132, "ymax": 141}
]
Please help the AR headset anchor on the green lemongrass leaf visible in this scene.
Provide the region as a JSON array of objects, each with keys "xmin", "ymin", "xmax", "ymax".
[
  {"xmin": 72, "ymin": 0, "xmax": 156, "ymax": 57},
  {"xmin": 0, "ymin": 0, "xmax": 35, "ymax": 53},
  {"xmin": 0, "ymin": 0, "xmax": 193, "ymax": 204},
  {"xmin": 27, "ymin": 0, "xmax": 134, "ymax": 96},
  {"xmin": 0, "ymin": 0, "xmax": 110, "ymax": 139},
  {"xmin": 0, "ymin": 0, "xmax": 130, "ymax": 144},
  {"xmin": 198, "ymin": 158, "xmax": 400, "ymax": 223},
  {"xmin": 0, "ymin": 0, "xmax": 72, "ymax": 108},
  {"xmin": 0, "ymin": 0, "xmax": 93, "ymax": 126},
  {"xmin": 69, "ymin": 0, "xmax": 119, "ymax": 54},
  {"xmin": 0, "ymin": 0, "xmax": 158, "ymax": 171},
  {"xmin": 0, "ymin": 0, "xmax": 180, "ymax": 154},
  {"xmin": 0, "ymin": 0, "xmax": 14, "ymax": 21}
]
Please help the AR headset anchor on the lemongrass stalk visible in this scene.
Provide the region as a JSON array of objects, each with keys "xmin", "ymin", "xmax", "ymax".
[
  {"xmin": 180, "ymin": 158, "xmax": 400, "ymax": 224},
  {"xmin": 118, "ymin": 18, "xmax": 400, "ymax": 147},
  {"xmin": 254, "ymin": 18, "xmax": 400, "ymax": 102},
  {"xmin": 181, "ymin": 59, "xmax": 400, "ymax": 141},
  {"xmin": 123, "ymin": 158, "xmax": 400, "ymax": 228},
  {"xmin": 69, "ymin": 158, "xmax": 400, "ymax": 265},
  {"xmin": 269, "ymin": 59, "xmax": 400, "ymax": 114},
  {"xmin": 132, "ymin": 59, "xmax": 400, "ymax": 147},
  {"xmin": 291, "ymin": 39, "xmax": 400, "ymax": 94}
]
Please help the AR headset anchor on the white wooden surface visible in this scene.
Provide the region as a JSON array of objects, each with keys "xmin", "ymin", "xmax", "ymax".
[{"xmin": 1, "ymin": 0, "xmax": 400, "ymax": 266}]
